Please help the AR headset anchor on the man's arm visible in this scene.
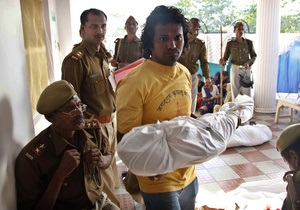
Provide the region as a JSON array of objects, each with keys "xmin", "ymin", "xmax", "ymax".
[
  {"xmin": 246, "ymin": 39, "xmax": 257, "ymax": 66},
  {"xmin": 16, "ymin": 149, "xmax": 81, "ymax": 210},
  {"xmin": 199, "ymin": 42, "xmax": 210, "ymax": 79},
  {"xmin": 219, "ymin": 42, "xmax": 231, "ymax": 65},
  {"xmin": 61, "ymin": 56, "xmax": 84, "ymax": 98},
  {"xmin": 34, "ymin": 149, "xmax": 80, "ymax": 210},
  {"xmin": 111, "ymin": 39, "xmax": 121, "ymax": 67}
]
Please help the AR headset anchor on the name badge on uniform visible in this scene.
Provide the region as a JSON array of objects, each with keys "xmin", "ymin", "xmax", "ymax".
[{"xmin": 89, "ymin": 73, "xmax": 100, "ymax": 78}]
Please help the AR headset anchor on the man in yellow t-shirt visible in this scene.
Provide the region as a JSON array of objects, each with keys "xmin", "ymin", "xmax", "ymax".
[{"xmin": 116, "ymin": 5, "xmax": 198, "ymax": 210}]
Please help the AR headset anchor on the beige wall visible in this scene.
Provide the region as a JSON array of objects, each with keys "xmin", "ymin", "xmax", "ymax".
[{"xmin": 0, "ymin": 0, "xmax": 35, "ymax": 209}]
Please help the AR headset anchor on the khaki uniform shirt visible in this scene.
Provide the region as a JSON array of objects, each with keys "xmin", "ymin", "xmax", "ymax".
[
  {"xmin": 178, "ymin": 38, "xmax": 210, "ymax": 78},
  {"xmin": 223, "ymin": 38, "xmax": 257, "ymax": 66},
  {"xmin": 113, "ymin": 35, "xmax": 143, "ymax": 64},
  {"xmin": 62, "ymin": 40, "xmax": 115, "ymax": 117},
  {"xmin": 73, "ymin": 42, "xmax": 112, "ymax": 59},
  {"xmin": 15, "ymin": 123, "xmax": 109, "ymax": 210}
]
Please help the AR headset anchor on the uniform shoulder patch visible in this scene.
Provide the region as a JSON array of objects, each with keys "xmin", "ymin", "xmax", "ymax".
[
  {"xmin": 245, "ymin": 38, "xmax": 252, "ymax": 43},
  {"xmin": 71, "ymin": 50, "xmax": 83, "ymax": 60},
  {"xmin": 84, "ymin": 119, "xmax": 100, "ymax": 129},
  {"xmin": 228, "ymin": 37, "xmax": 236, "ymax": 42},
  {"xmin": 199, "ymin": 39, "xmax": 205, "ymax": 44},
  {"xmin": 26, "ymin": 143, "xmax": 47, "ymax": 160}
]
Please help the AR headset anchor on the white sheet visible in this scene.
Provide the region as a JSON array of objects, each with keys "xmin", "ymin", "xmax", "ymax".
[
  {"xmin": 227, "ymin": 124, "xmax": 271, "ymax": 148},
  {"xmin": 196, "ymin": 178, "xmax": 286, "ymax": 210}
]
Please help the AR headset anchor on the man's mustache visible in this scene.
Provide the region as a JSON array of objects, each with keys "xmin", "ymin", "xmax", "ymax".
[
  {"xmin": 73, "ymin": 115, "xmax": 84, "ymax": 125},
  {"xmin": 95, "ymin": 34, "xmax": 104, "ymax": 39}
]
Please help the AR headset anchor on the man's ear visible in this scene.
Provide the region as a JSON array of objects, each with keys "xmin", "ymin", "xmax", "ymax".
[
  {"xmin": 80, "ymin": 25, "xmax": 85, "ymax": 36},
  {"xmin": 289, "ymin": 150, "xmax": 300, "ymax": 167},
  {"xmin": 45, "ymin": 113, "xmax": 55, "ymax": 124}
]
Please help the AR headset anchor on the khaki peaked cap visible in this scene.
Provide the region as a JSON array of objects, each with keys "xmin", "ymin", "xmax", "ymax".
[
  {"xmin": 234, "ymin": 21, "xmax": 244, "ymax": 29},
  {"xmin": 276, "ymin": 123, "xmax": 300, "ymax": 154},
  {"xmin": 37, "ymin": 80, "xmax": 77, "ymax": 115},
  {"xmin": 190, "ymin": 18, "xmax": 200, "ymax": 29},
  {"xmin": 126, "ymin": 15, "xmax": 138, "ymax": 25}
]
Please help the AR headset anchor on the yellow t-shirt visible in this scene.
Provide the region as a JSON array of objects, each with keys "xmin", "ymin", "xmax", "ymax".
[{"xmin": 116, "ymin": 59, "xmax": 196, "ymax": 193}]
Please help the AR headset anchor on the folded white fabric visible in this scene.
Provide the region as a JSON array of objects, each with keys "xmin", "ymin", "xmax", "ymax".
[{"xmin": 117, "ymin": 112, "xmax": 238, "ymax": 176}]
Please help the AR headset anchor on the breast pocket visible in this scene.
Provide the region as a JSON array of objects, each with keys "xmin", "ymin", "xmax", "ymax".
[
  {"xmin": 242, "ymin": 48, "xmax": 250, "ymax": 60},
  {"xmin": 231, "ymin": 48, "xmax": 238, "ymax": 58},
  {"xmin": 87, "ymin": 73, "xmax": 105, "ymax": 95}
]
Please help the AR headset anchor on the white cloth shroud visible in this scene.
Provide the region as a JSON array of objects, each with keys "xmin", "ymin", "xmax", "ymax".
[
  {"xmin": 220, "ymin": 94, "xmax": 254, "ymax": 124},
  {"xmin": 118, "ymin": 112, "xmax": 238, "ymax": 176},
  {"xmin": 117, "ymin": 95, "xmax": 271, "ymax": 176},
  {"xmin": 227, "ymin": 124, "xmax": 271, "ymax": 148},
  {"xmin": 196, "ymin": 178, "xmax": 286, "ymax": 209}
]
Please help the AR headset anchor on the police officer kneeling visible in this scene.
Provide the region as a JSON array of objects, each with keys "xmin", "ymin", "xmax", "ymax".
[
  {"xmin": 277, "ymin": 123, "xmax": 300, "ymax": 210},
  {"xmin": 15, "ymin": 80, "xmax": 119, "ymax": 210}
]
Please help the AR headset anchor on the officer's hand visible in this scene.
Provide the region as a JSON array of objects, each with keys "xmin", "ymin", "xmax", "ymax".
[
  {"xmin": 219, "ymin": 58, "xmax": 225, "ymax": 65},
  {"xmin": 243, "ymin": 63, "xmax": 249, "ymax": 69},
  {"xmin": 110, "ymin": 60, "xmax": 118, "ymax": 67},
  {"xmin": 55, "ymin": 149, "xmax": 81, "ymax": 181},
  {"xmin": 83, "ymin": 149, "xmax": 111, "ymax": 169}
]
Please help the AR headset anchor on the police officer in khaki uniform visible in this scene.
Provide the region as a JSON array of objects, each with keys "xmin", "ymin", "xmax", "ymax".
[
  {"xmin": 61, "ymin": 9, "xmax": 120, "ymax": 208},
  {"xmin": 219, "ymin": 22, "xmax": 257, "ymax": 99},
  {"xmin": 178, "ymin": 18, "xmax": 210, "ymax": 113},
  {"xmin": 277, "ymin": 123, "xmax": 300, "ymax": 210},
  {"xmin": 15, "ymin": 80, "xmax": 119, "ymax": 210},
  {"xmin": 111, "ymin": 16, "xmax": 143, "ymax": 70}
]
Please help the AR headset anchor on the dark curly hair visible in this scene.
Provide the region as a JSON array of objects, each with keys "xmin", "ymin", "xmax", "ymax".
[{"xmin": 141, "ymin": 5, "xmax": 189, "ymax": 59}]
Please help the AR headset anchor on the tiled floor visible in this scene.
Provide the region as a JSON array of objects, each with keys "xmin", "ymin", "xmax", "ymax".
[{"xmin": 115, "ymin": 106, "xmax": 300, "ymax": 209}]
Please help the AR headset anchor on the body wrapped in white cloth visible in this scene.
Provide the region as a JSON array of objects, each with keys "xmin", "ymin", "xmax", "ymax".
[
  {"xmin": 117, "ymin": 95, "xmax": 271, "ymax": 176},
  {"xmin": 117, "ymin": 111, "xmax": 239, "ymax": 176}
]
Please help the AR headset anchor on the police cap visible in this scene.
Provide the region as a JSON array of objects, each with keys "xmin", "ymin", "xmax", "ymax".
[
  {"xmin": 276, "ymin": 123, "xmax": 300, "ymax": 154},
  {"xmin": 36, "ymin": 80, "xmax": 77, "ymax": 115}
]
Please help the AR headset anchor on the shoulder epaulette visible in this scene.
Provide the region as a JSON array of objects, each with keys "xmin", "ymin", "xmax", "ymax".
[
  {"xmin": 71, "ymin": 50, "xmax": 83, "ymax": 60},
  {"xmin": 245, "ymin": 38, "xmax": 252, "ymax": 43},
  {"xmin": 72, "ymin": 42, "xmax": 81, "ymax": 50},
  {"xmin": 70, "ymin": 43, "xmax": 86, "ymax": 60},
  {"xmin": 84, "ymin": 119, "xmax": 100, "ymax": 129},
  {"xmin": 26, "ymin": 143, "xmax": 47, "ymax": 160},
  {"xmin": 196, "ymin": 38, "xmax": 205, "ymax": 44},
  {"xmin": 230, "ymin": 37, "xmax": 236, "ymax": 42}
]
